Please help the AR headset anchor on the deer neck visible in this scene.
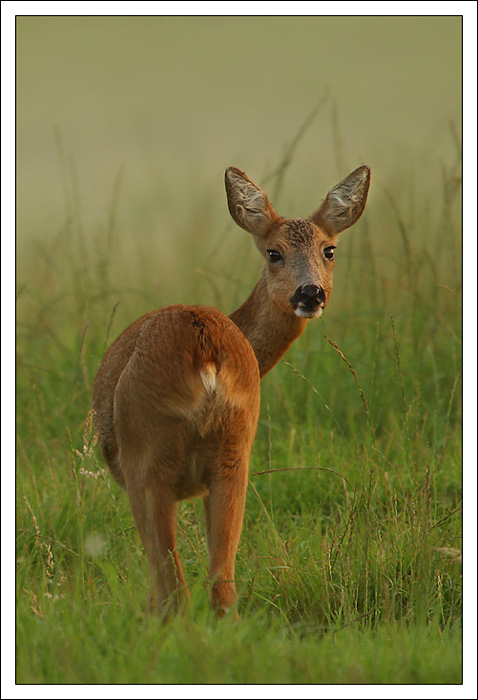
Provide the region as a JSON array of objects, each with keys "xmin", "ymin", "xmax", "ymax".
[{"xmin": 229, "ymin": 269, "xmax": 308, "ymax": 378}]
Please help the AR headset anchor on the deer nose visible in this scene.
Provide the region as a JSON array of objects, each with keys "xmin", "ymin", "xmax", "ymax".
[{"xmin": 290, "ymin": 284, "xmax": 326, "ymax": 309}]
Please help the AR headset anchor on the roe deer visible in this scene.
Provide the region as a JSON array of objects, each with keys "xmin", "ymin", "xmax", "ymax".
[{"xmin": 92, "ymin": 165, "xmax": 370, "ymax": 617}]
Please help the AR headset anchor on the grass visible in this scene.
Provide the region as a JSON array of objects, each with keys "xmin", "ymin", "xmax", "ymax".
[{"xmin": 15, "ymin": 125, "xmax": 462, "ymax": 685}]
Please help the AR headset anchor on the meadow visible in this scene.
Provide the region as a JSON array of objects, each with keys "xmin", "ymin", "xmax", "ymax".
[{"xmin": 15, "ymin": 114, "xmax": 463, "ymax": 685}]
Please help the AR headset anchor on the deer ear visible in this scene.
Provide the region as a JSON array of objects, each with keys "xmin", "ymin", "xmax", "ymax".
[
  {"xmin": 225, "ymin": 167, "xmax": 280, "ymax": 237},
  {"xmin": 310, "ymin": 165, "xmax": 370, "ymax": 236}
]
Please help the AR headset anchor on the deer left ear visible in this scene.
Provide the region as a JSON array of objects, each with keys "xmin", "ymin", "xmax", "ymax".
[
  {"xmin": 225, "ymin": 167, "xmax": 280, "ymax": 238},
  {"xmin": 310, "ymin": 165, "xmax": 370, "ymax": 236}
]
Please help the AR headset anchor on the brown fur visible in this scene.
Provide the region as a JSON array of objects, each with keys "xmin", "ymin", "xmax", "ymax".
[{"xmin": 92, "ymin": 165, "xmax": 370, "ymax": 617}]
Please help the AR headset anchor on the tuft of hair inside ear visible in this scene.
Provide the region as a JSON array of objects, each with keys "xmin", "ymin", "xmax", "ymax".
[
  {"xmin": 242, "ymin": 189, "xmax": 268, "ymax": 220},
  {"xmin": 329, "ymin": 188, "xmax": 353, "ymax": 219}
]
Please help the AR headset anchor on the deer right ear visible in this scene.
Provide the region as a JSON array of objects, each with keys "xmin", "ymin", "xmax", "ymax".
[
  {"xmin": 225, "ymin": 167, "xmax": 280, "ymax": 237},
  {"xmin": 310, "ymin": 165, "xmax": 370, "ymax": 236}
]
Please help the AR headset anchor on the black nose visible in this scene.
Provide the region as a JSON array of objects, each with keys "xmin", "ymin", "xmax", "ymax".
[{"xmin": 290, "ymin": 284, "xmax": 326, "ymax": 309}]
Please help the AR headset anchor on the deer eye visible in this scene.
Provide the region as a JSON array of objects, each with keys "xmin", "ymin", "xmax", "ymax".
[
  {"xmin": 267, "ymin": 249, "xmax": 283, "ymax": 263},
  {"xmin": 323, "ymin": 246, "xmax": 335, "ymax": 260}
]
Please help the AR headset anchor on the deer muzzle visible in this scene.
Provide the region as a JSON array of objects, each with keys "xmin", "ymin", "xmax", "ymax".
[{"xmin": 290, "ymin": 284, "xmax": 326, "ymax": 318}]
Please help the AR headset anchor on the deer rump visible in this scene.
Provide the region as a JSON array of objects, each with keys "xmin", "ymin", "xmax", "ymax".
[{"xmin": 93, "ymin": 304, "xmax": 261, "ymax": 498}]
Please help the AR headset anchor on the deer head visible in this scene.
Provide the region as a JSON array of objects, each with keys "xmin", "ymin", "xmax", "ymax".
[{"xmin": 225, "ymin": 165, "xmax": 370, "ymax": 319}]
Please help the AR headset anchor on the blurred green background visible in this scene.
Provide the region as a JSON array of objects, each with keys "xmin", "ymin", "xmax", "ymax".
[{"xmin": 17, "ymin": 15, "xmax": 461, "ymax": 242}]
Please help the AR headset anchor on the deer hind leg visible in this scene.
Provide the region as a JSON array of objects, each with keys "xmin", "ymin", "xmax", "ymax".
[
  {"xmin": 203, "ymin": 451, "xmax": 250, "ymax": 616},
  {"xmin": 124, "ymin": 460, "xmax": 189, "ymax": 617}
]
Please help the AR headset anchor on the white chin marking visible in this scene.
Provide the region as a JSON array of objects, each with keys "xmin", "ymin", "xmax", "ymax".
[{"xmin": 295, "ymin": 306, "xmax": 323, "ymax": 319}]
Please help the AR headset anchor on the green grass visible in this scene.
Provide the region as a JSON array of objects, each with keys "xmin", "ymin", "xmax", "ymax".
[
  {"xmin": 17, "ymin": 606, "xmax": 461, "ymax": 684},
  {"xmin": 15, "ymin": 128, "xmax": 462, "ymax": 684}
]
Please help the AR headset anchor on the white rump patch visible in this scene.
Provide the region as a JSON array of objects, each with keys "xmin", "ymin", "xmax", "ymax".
[{"xmin": 200, "ymin": 363, "xmax": 217, "ymax": 393}]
